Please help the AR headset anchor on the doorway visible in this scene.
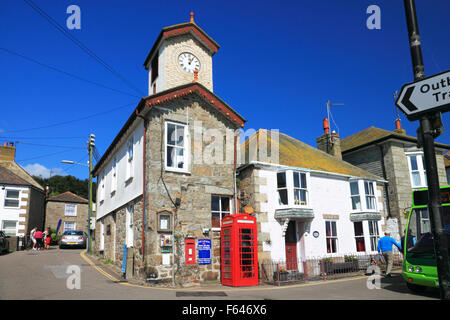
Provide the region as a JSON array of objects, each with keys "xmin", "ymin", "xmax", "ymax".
[{"xmin": 285, "ymin": 221, "xmax": 298, "ymax": 270}]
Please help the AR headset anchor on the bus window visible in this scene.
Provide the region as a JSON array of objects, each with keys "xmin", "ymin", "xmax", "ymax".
[{"xmin": 406, "ymin": 206, "xmax": 450, "ymax": 255}]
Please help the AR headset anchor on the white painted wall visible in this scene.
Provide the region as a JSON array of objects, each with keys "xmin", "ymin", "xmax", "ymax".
[
  {"xmin": 0, "ymin": 185, "xmax": 29, "ymax": 236},
  {"xmin": 96, "ymin": 120, "xmax": 144, "ymax": 220},
  {"xmin": 257, "ymin": 166, "xmax": 384, "ymax": 261}
]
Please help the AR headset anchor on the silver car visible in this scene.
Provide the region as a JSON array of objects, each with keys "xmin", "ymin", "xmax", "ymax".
[{"xmin": 59, "ymin": 230, "xmax": 87, "ymax": 249}]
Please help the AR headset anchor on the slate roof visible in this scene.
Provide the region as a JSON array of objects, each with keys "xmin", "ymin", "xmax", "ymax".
[
  {"xmin": 47, "ymin": 191, "xmax": 88, "ymax": 204},
  {"xmin": 241, "ymin": 129, "xmax": 384, "ymax": 181},
  {"xmin": 0, "ymin": 160, "xmax": 44, "ymax": 190},
  {"xmin": 340, "ymin": 126, "xmax": 450, "ymax": 153},
  {"xmin": 0, "ymin": 166, "xmax": 31, "ymax": 186}
]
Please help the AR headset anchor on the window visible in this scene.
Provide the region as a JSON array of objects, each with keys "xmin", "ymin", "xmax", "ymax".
[
  {"xmin": 165, "ymin": 121, "xmax": 188, "ymax": 171},
  {"xmin": 151, "ymin": 54, "xmax": 158, "ymax": 84},
  {"xmin": 368, "ymin": 221, "xmax": 380, "ymax": 251},
  {"xmin": 64, "ymin": 204, "xmax": 77, "ymax": 216},
  {"xmin": 293, "ymin": 172, "xmax": 307, "ymax": 205},
  {"xmin": 211, "ymin": 195, "xmax": 231, "ymax": 229},
  {"xmin": 364, "ymin": 181, "xmax": 376, "ymax": 210},
  {"xmin": 63, "ymin": 222, "xmax": 76, "ymax": 232},
  {"xmin": 111, "ymin": 157, "xmax": 117, "ymax": 193},
  {"xmin": 325, "ymin": 221, "xmax": 338, "ymax": 253},
  {"xmin": 407, "ymin": 153, "xmax": 427, "ymax": 188},
  {"xmin": 350, "ymin": 181, "xmax": 361, "ymax": 210},
  {"xmin": 277, "ymin": 172, "xmax": 288, "ymax": 205},
  {"xmin": 2, "ymin": 220, "xmax": 17, "ymax": 236},
  {"xmin": 354, "ymin": 221, "xmax": 366, "ymax": 252},
  {"xmin": 4, "ymin": 189, "xmax": 20, "ymax": 208},
  {"xmin": 126, "ymin": 137, "xmax": 134, "ymax": 180},
  {"xmin": 418, "ymin": 209, "xmax": 431, "ymax": 233}
]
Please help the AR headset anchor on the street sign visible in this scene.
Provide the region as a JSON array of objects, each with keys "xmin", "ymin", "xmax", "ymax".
[{"xmin": 396, "ymin": 69, "xmax": 450, "ymax": 120}]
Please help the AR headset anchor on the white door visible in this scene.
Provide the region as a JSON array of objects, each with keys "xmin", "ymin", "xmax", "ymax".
[
  {"xmin": 100, "ymin": 221, "xmax": 104, "ymax": 251},
  {"xmin": 126, "ymin": 205, "xmax": 134, "ymax": 248}
]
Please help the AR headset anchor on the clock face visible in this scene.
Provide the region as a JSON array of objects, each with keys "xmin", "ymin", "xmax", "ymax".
[{"xmin": 178, "ymin": 52, "xmax": 200, "ymax": 74}]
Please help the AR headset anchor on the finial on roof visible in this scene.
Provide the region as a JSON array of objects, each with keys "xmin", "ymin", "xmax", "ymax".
[{"xmin": 190, "ymin": 12, "xmax": 195, "ymax": 23}]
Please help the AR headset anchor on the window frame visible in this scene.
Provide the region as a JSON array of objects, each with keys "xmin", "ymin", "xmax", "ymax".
[
  {"xmin": 2, "ymin": 220, "xmax": 18, "ymax": 236},
  {"xmin": 406, "ymin": 152, "xmax": 427, "ymax": 189},
  {"xmin": 4, "ymin": 189, "xmax": 20, "ymax": 208},
  {"xmin": 349, "ymin": 181, "xmax": 361, "ymax": 211},
  {"xmin": 165, "ymin": 121, "xmax": 189, "ymax": 173},
  {"xmin": 293, "ymin": 171, "xmax": 308, "ymax": 206},
  {"xmin": 276, "ymin": 171, "xmax": 288, "ymax": 206},
  {"xmin": 63, "ymin": 221, "xmax": 76, "ymax": 233},
  {"xmin": 353, "ymin": 221, "xmax": 366, "ymax": 252},
  {"xmin": 368, "ymin": 220, "xmax": 380, "ymax": 252},
  {"xmin": 64, "ymin": 204, "xmax": 77, "ymax": 217},
  {"xmin": 126, "ymin": 136, "xmax": 134, "ymax": 181},
  {"xmin": 364, "ymin": 181, "xmax": 376, "ymax": 211},
  {"xmin": 211, "ymin": 195, "xmax": 232, "ymax": 231},
  {"xmin": 325, "ymin": 220, "xmax": 338, "ymax": 253}
]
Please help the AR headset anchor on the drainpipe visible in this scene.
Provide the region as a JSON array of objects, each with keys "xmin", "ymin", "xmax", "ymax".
[{"xmin": 234, "ymin": 132, "xmax": 239, "ymax": 214}]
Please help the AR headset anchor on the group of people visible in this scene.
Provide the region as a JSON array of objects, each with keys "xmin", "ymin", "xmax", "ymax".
[{"xmin": 29, "ymin": 227, "xmax": 52, "ymax": 251}]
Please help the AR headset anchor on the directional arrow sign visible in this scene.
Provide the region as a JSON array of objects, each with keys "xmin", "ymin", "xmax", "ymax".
[{"xmin": 396, "ymin": 69, "xmax": 450, "ymax": 121}]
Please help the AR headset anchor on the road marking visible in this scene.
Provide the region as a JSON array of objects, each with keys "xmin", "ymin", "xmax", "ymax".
[{"xmin": 80, "ymin": 251, "xmax": 390, "ymax": 292}]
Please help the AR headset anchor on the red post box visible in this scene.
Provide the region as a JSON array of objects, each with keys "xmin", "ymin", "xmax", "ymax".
[
  {"xmin": 221, "ymin": 213, "xmax": 258, "ymax": 287},
  {"xmin": 185, "ymin": 238, "xmax": 196, "ymax": 265}
]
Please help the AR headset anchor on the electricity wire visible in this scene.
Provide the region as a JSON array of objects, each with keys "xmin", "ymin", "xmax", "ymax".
[{"xmin": 22, "ymin": 0, "xmax": 145, "ymax": 97}]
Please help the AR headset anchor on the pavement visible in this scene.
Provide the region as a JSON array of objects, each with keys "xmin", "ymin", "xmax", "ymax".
[{"xmin": 0, "ymin": 247, "xmax": 441, "ymax": 301}]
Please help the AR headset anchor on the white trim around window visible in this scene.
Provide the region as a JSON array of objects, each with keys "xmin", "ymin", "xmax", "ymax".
[
  {"xmin": 349, "ymin": 180, "xmax": 377, "ymax": 212},
  {"xmin": 165, "ymin": 120, "xmax": 189, "ymax": 173},
  {"xmin": 64, "ymin": 204, "xmax": 77, "ymax": 216},
  {"xmin": 406, "ymin": 152, "xmax": 427, "ymax": 189},
  {"xmin": 275, "ymin": 170, "xmax": 310, "ymax": 208}
]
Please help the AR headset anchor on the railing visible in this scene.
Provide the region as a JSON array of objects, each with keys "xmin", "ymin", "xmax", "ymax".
[{"xmin": 259, "ymin": 252, "xmax": 403, "ymax": 286}]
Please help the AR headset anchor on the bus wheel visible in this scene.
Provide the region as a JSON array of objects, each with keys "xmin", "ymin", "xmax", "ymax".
[{"xmin": 406, "ymin": 282, "xmax": 427, "ymax": 293}]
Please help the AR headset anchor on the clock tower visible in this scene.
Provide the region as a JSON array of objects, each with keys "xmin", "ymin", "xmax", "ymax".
[{"xmin": 143, "ymin": 13, "xmax": 219, "ymax": 95}]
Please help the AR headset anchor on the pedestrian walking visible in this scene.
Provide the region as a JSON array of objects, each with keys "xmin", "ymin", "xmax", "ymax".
[
  {"xmin": 34, "ymin": 229, "xmax": 43, "ymax": 251},
  {"xmin": 377, "ymin": 232, "xmax": 401, "ymax": 277},
  {"xmin": 44, "ymin": 227, "xmax": 52, "ymax": 250},
  {"xmin": 30, "ymin": 227, "xmax": 37, "ymax": 251}
]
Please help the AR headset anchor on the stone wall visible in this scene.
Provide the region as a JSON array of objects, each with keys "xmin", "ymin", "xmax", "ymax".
[{"xmin": 46, "ymin": 201, "xmax": 89, "ymax": 233}]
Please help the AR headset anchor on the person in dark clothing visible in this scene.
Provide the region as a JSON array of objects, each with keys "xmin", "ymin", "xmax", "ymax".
[{"xmin": 401, "ymin": 229, "xmax": 416, "ymax": 252}]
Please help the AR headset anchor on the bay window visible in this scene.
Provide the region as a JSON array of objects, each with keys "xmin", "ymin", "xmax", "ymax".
[
  {"xmin": 277, "ymin": 172, "xmax": 288, "ymax": 205},
  {"xmin": 293, "ymin": 172, "xmax": 307, "ymax": 205}
]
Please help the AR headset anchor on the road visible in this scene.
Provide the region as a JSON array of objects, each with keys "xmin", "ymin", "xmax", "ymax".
[{"xmin": 0, "ymin": 248, "xmax": 440, "ymax": 301}]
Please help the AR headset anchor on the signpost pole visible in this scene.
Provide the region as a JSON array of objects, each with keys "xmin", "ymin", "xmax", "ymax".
[{"xmin": 403, "ymin": 0, "xmax": 450, "ymax": 300}]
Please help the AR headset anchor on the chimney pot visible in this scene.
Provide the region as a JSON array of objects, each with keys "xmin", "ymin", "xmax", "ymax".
[{"xmin": 323, "ymin": 118, "xmax": 330, "ymax": 134}]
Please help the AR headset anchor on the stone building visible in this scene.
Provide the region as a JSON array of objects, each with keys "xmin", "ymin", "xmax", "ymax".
[
  {"xmin": 0, "ymin": 142, "xmax": 45, "ymax": 237},
  {"xmin": 238, "ymin": 128, "xmax": 387, "ymax": 267},
  {"xmin": 45, "ymin": 191, "xmax": 89, "ymax": 234},
  {"xmin": 340, "ymin": 120, "xmax": 450, "ymax": 237},
  {"xmin": 93, "ymin": 14, "xmax": 246, "ymax": 287}
]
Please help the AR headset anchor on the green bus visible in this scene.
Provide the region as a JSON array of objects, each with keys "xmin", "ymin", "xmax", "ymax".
[{"xmin": 402, "ymin": 185, "xmax": 450, "ymax": 293}]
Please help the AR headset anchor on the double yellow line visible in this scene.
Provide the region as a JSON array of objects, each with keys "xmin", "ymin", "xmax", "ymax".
[{"xmin": 80, "ymin": 250, "xmax": 121, "ymax": 283}]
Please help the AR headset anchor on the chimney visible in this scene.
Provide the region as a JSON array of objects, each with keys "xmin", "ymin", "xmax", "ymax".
[
  {"xmin": 316, "ymin": 118, "xmax": 342, "ymax": 160},
  {"xmin": 0, "ymin": 142, "xmax": 16, "ymax": 161},
  {"xmin": 393, "ymin": 118, "xmax": 406, "ymax": 135}
]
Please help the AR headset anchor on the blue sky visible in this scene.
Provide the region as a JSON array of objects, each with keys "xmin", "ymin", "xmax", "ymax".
[{"xmin": 1, "ymin": 0, "xmax": 449, "ymax": 181}]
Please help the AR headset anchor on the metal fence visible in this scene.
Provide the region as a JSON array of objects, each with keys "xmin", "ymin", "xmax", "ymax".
[{"xmin": 259, "ymin": 252, "xmax": 403, "ymax": 286}]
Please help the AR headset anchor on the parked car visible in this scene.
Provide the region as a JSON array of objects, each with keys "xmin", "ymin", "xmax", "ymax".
[
  {"xmin": 59, "ymin": 230, "xmax": 87, "ymax": 249},
  {"xmin": 0, "ymin": 231, "xmax": 9, "ymax": 254}
]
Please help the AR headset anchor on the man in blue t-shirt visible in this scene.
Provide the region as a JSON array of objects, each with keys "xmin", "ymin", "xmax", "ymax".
[{"xmin": 377, "ymin": 232, "xmax": 402, "ymax": 277}]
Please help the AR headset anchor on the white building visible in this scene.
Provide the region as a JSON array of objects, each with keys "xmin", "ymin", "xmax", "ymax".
[{"xmin": 238, "ymin": 129, "xmax": 388, "ymax": 267}]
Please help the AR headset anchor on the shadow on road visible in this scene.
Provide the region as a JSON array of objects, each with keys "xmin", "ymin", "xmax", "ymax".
[{"xmin": 379, "ymin": 273, "xmax": 440, "ymax": 299}]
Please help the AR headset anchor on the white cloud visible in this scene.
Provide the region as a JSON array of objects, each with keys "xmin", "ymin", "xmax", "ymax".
[{"xmin": 23, "ymin": 163, "xmax": 68, "ymax": 178}]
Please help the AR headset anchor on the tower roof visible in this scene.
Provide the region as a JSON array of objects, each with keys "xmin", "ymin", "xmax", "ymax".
[{"xmin": 143, "ymin": 18, "xmax": 220, "ymax": 69}]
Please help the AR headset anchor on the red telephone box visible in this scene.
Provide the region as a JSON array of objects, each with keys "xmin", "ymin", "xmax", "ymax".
[{"xmin": 221, "ymin": 213, "xmax": 258, "ymax": 287}]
